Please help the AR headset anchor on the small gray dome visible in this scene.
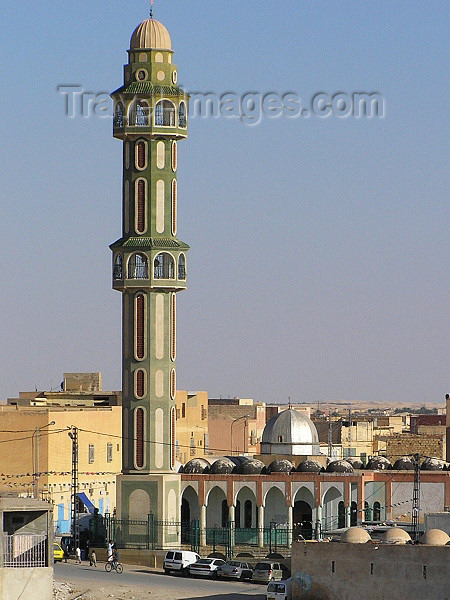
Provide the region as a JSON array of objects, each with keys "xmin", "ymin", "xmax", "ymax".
[
  {"xmin": 267, "ymin": 459, "xmax": 294, "ymax": 474},
  {"xmin": 383, "ymin": 528, "xmax": 411, "ymax": 544},
  {"xmin": 393, "ymin": 456, "xmax": 415, "ymax": 470},
  {"xmin": 297, "ymin": 460, "xmax": 322, "ymax": 473},
  {"xmin": 209, "ymin": 458, "xmax": 235, "ymax": 474},
  {"xmin": 345, "ymin": 457, "xmax": 364, "ymax": 470},
  {"xmin": 421, "ymin": 457, "xmax": 446, "ymax": 471},
  {"xmin": 419, "ymin": 529, "xmax": 450, "ymax": 545},
  {"xmin": 261, "ymin": 409, "xmax": 320, "ymax": 455},
  {"xmin": 340, "ymin": 527, "xmax": 371, "ymax": 544},
  {"xmin": 239, "ymin": 458, "xmax": 266, "ymax": 475},
  {"xmin": 366, "ymin": 456, "xmax": 391, "ymax": 470},
  {"xmin": 326, "ymin": 460, "xmax": 354, "ymax": 473},
  {"xmin": 183, "ymin": 458, "xmax": 210, "ymax": 474}
]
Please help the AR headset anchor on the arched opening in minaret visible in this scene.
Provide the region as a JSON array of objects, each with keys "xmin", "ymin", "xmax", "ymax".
[
  {"xmin": 179, "ymin": 101, "xmax": 187, "ymax": 128},
  {"xmin": 178, "ymin": 254, "xmax": 186, "ymax": 280},
  {"xmin": 154, "ymin": 252, "xmax": 175, "ymax": 279},
  {"xmin": 130, "ymin": 101, "xmax": 150, "ymax": 126},
  {"xmin": 113, "ymin": 254, "xmax": 123, "ymax": 280},
  {"xmin": 155, "ymin": 100, "xmax": 175, "ymax": 127},
  {"xmin": 128, "ymin": 253, "xmax": 148, "ymax": 279},
  {"xmin": 114, "ymin": 103, "xmax": 124, "ymax": 127}
]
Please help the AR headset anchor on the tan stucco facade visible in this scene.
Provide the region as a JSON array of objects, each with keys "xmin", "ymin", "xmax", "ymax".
[
  {"xmin": 0, "ymin": 406, "xmax": 122, "ymax": 531},
  {"xmin": 175, "ymin": 391, "xmax": 209, "ymax": 463}
]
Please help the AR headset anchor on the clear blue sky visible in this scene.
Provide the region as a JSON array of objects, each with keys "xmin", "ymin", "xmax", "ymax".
[{"xmin": 1, "ymin": 0, "xmax": 448, "ymax": 405}]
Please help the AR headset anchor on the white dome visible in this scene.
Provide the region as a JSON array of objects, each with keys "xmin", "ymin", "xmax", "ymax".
[
  {"xmin": 261, "ymin": 409, "xmax": 320, "ymax": 455},
  {"xmin": 130, "ymin": 19, "xmax": 172, "ymax": 50}
]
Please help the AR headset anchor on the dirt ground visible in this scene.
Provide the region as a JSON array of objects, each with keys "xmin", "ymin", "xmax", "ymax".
[{"xmin": 53, "ymin": 581, "xmax": 154, "ymax": 600}]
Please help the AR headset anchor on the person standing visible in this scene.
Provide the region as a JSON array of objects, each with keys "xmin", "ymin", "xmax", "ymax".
[
  {"xmin": 90, "ymin": 549, "xmax": 97, "ymax": 567},
  {"xmin": 75, "ymin": 546, "xmax": 82, "ymax": 564}
]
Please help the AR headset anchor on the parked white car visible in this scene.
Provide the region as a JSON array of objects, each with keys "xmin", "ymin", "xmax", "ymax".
[
  {"xmin": 163, "ymin": 550, "xmax": 200, "ymax": 575},
  {"xmin": 266, "ymin": 578, "xmax": 292, "ymax": 600},
  {"xmin": 188, "ymin": 557, "xmax": 226, "ymax": 578}
]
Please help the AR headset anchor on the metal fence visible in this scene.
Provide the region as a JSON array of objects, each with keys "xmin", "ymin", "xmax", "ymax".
[
  {"xmin": 2, "ymin": 534, "xmax": 48, "ymax": 568},
  {"xmin": 91, "ymin": 514, "xmax": 313, "ymax": 557}
]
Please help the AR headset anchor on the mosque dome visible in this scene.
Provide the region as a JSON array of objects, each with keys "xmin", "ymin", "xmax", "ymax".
[
  {"xmin": 345, "ymin": 457, "xmax": 365, "ymax": 470},
  {"xmin": 239, "ymin": 458, "xmax": 266, "ymax": 475},
  {"xmin": 421, "ymin": 457, "xmax": 447, "ymax": 471},
  {"xmin": 419, "ymin": 529, "xmax": 450, "ymax": 546},
  {"xmin": 130, "ymin": 19, "xmax": 172, "ymax": 50},
  {"xmin": 209, "ymin": 458, "xmax": 236, "ymax": 474},
  {"xmin": 366, "ymin": 456, "xmax": 391, "ymax": 470},
  {"xmin": 393, "ymin": 456, "xmax": 415, "ymax": 470},
  {"xmin": 182, "ymin": 458, "xmax": 210, "ymax": 474},
  {"xmin": 326, "ymin": 460, "xmax": 354, "ymax": 473},
  {"xmin": 340, "ymin": 527, "xmax": 371, "ymax": 544},
  {"xmin": 383, "ymin": 528, "xmax": 411, "ymax": 544},
  {"xmin": 267, "ymin": 459, "xmax": 294, "ymax": 474},
  {"xmin": 261, "ymin": 409, "xmax": 320, "ymax": 455},
  {"xmin": 297, "ymin": 460, "xmax": 322, "ymax": 473}
]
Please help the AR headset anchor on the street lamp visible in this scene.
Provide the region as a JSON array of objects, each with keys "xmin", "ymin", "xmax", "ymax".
[
  {"xmin": 33, "ymin": 421, "xmax": 55, "ymax": 498},
  {"xmin": 230, "ymin": 415, "xmax": 249, "ymax": 456}
]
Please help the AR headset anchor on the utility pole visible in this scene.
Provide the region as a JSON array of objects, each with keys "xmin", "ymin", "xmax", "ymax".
[
  {"xmin": 412, "ymin": 453, "xmax": 421, "ymax": 542},
  {"xmin": 33, "ymin": 421, "xmax": 55, "ymax": 498},
  {"xmin": 68, "ymin": 426, "xmax": 79, "ymax": 553},
  {"xmin": 328, "ymin": 413, "xmax": 333, "ymax": 458}
]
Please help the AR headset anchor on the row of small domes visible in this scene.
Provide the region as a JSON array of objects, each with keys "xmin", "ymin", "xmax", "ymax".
[
  {"xmin": 339, "ymin": 527, "xmax": 450, "ymax": 546},
  {"xmin": 181, "ymin": 456, "xmax": 449, "ymax": 475}
]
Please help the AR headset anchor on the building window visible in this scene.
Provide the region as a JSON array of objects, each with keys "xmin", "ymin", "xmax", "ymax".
[
  {"xmin": 170, "ymin": 369, "xmax": 176, "ymax": 400},
  {"xmin": 171, "ymin": 294, "xmax": 176, "ymax": 361},
  {"xmin": 171, "ymin": 179, "xmax": 177, "ymax": 235},
  {"xmin": 221, "ymin": 500, "xmax": 229, "ymax": 527},
  {"xmin": 135, "ymin": 179, "xmax": 147, "ymax": 234},
  {"xmin": 190, "ymin": 437, "xmax": 196, "ymax": 456},
  {"xmin": 135, "ymin": 407, "xmax": 145, "ymax": 469},
  {"xmin": 172, "ymin": 141, "xmax": 177, "ymax": 171},
  {"xmin": 114, "ymin": 103, "xmax": 124, "ymax": 127},
  {"xmin": 373, "ymin": 501, "xmax": 381, "ymax": 522},
  {"xmin": 88, "ymin": 444, "xmax": 95, "ymax": 464},
  {"xmin": 107, "ymin": 443, "xmax": 113, "ymax": 463},
  {"xmin": 351, "ymin": 501, "xmax": 357, "ymax": 526},
  {"xmin": 154, "ymin": 252, "xmax": 175, "ymax": 279},
  {"xmin": 155, "ymin": 100, "xmax": 175, "ymax": 126},
  {"xmin": 178, "ymin": 254, "xmax": 186, "ymax": 280},
  {"xmin": 135, "ymin": 294, "xmax": 145, "ymax": 360},
  {"xmin": 135, "ymin": 140, "xmax": 147, "ymax": 170},
  {"xmin": 128, "ymin": 253, "xmax": 148, "ymax": 279},
  {"xmin": 181, "ymin": 403, "xmax": 186, "ymax": 418},
  {"xmin": 135, "ymin": 369, "xmax": 146, "ymax": 398},
  {"xmin": 278, "ymin": 435, "xmax": 283, "ymax": 443},
  {"xmin": 244, "ymin": 500, "xmax": 252, "ymax": 528},
  {"xmin": 338, "ymin": 501, "xmax": 345, "ymax": 528},
  {"xmin": 171, "ymin": 407, "xmax": 176, "ymax": 469},
  {"xmin": 201, "ymin": 405, "xmax": 207, "ymax": 420},
  {"xmin": 131, "ymin": 101, "xmax": 150, "ymax": 126},
  {"xmin": 364, "ymin": 501, "xmax": 371, "ymax": 521},
  {"xmin": 113, "ymin": 254, "xmax": 123, "ymax": 280},
  {"xmin": 179, "ymin": 101, "xmax": 187, "ymax": 127}
]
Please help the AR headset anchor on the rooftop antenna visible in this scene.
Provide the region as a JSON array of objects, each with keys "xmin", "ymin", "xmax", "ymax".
[{"xmin": 150, "ymin": 0, "xmax": 154, "ymax": 18}]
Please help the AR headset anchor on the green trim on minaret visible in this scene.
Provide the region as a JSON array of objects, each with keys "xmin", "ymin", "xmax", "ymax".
[{"xmin": 110, "ymin": 19, "xmax": 189, "ymax": 481}]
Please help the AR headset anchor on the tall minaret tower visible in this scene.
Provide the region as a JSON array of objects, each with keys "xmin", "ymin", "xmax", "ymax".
[{"xmin": 110, "ymin": 16, "xmax": 188, "ymax": 530}]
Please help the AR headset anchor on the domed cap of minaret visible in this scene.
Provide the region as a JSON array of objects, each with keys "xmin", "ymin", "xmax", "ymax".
[{"xmin": 130, "ymin": 19, "xmax": 172, "ymax": 50}]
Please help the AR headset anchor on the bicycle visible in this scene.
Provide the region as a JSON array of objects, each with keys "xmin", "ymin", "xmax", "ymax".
[{"xmin": 105, "ymin": 560, "xmax": 123, "ymax": 574}]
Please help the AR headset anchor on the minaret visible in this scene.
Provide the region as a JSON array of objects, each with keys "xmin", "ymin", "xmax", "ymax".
[{"xmin": 110, "ymin": 17, "xmax": 188, "ymax": 530}]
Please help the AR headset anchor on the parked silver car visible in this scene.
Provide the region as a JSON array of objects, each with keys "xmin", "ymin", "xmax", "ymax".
[
  {"xmin": 216, "ymin": 560, "xmax": 254, "ymax": 580},
  {"xmin": 252, "ymin": 561, "xmax": 290, "ymax": 583},
  {"xmin": 188, "ymin": 558, "xmax": 226, "ymax": 578}
]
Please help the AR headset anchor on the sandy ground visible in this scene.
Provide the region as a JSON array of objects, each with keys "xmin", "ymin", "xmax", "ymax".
[{"xmin": 53, "ymin": 580, "xmax": 154, "ymax": 600}]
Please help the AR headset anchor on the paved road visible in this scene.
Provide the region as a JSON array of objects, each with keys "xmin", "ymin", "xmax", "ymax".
[{"xmin": 54, "ymin": 562, "xmax": 267, "ymax": 600}]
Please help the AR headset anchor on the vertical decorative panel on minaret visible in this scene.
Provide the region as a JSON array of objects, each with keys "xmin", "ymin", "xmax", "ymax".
[{"xmin": 110, "ymin": 18, "xmax": 188, "ymax": 529}]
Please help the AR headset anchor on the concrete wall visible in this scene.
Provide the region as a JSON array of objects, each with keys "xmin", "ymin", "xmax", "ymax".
[
  {"xmin": 0, "ymin": 567, "xmax": 52, "ymax": 600},
  {"xmin": 425, "ymin": 512, "xmax": 450, "ymax": 535},
  {"xmin": 291, "ymin": 540, "xmax": 450, "ymax": 600}
]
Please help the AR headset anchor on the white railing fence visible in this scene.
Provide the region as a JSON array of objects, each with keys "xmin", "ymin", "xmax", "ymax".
[{"xmin": 2, "ymin": 534, "xmax": 47, "ymax": 568}]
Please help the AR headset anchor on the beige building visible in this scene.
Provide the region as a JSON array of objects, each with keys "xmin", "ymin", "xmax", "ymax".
[
  {"xmin": 373, "ymin": 432, "xmax": 446, "ymax": 462},
  {"xmin": 208, "ymin": 398, "xmax": 266, "ymax": 456},
  {"xmin": 175, "ymin": 391, "xmax": 209, "ymax": 464},
  {"xmin": 0, "ymin": 405, "xmax": 122, "ymax": 534}
]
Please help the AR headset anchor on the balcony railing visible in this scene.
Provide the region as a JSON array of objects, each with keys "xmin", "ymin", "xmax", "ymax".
[{"xmin": 2, "ymin": 534, "xmax": 47, "ymax": 568}]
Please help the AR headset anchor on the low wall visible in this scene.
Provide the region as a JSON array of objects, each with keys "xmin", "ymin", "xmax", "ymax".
[
  {"xmin": 93, "ymin": 548, "xmax": 165, "ymax": 569},
  {"xmin": 0, "ymin": 567, "xmax": 53, "ymax": 600},
  {"xmin": 291, "ymin": 540, "xmax": 450, "ymax": 600}
]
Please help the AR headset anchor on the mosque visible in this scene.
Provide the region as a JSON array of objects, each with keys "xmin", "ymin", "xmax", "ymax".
[{"xmin": 109, "ymin": 14, "xmax": 450, "ymax": 548}]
